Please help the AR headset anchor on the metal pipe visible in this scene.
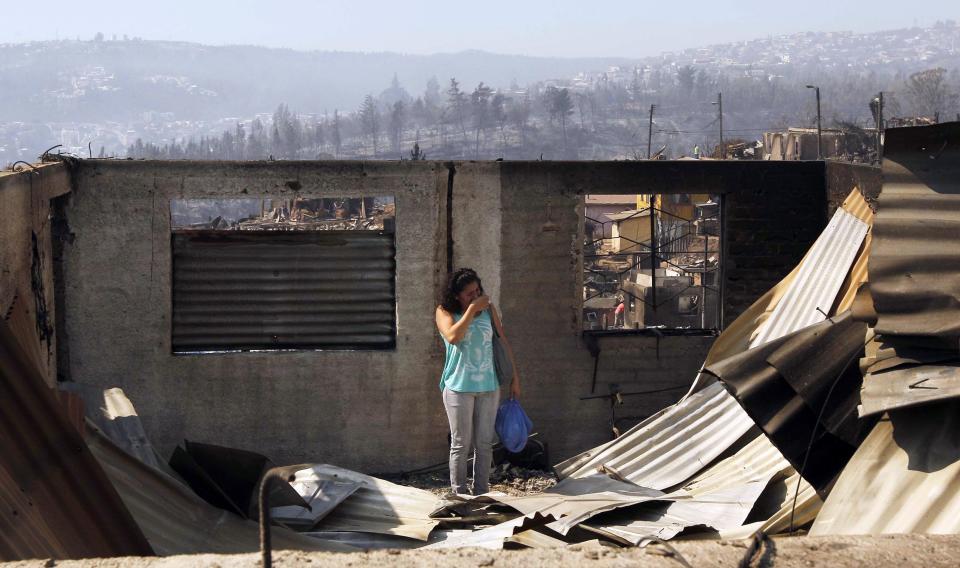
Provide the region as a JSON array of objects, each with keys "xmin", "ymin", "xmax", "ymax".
[{"xmin": 259, "ymin": 467, "xmax": 303, "ymax": 568}]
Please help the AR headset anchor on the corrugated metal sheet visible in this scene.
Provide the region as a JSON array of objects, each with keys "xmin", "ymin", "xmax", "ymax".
[
  {"xmin": 811, "ymin": 401, "xmax": 960, "ymax": 535},
  {"xmin": 301, "ymin": 465, "xmax": 441, "ymax": 541},
  {"xmin": 172, "ymin": 230, "xmax": 396, "ymax": 352},
  {"xmin": 0, "ymin": 315, "xmax": 153, "ymax": 560},
  {"xmin": 554, "ymin": 381, "xmax": 756, "ymax": 490},
  {"xmin": 705, "ymin": 312, "xmax": 872, "ymax": 494},
  {"xmin": 484, "ymin": 475, "xmax": 667, "ymax": 535},
  {"xmin": 273, "ymin": 478, "xmax": 361, "ymax": 528},
  {"xmin": 872, "ymin": 123, "xmax": 960, "ymax": 338},
  {"xmin": 423, "ymin": 513, "xmax": 557, "ymax": 550},
  {"xmin": 860, "ymin": 363, "xmax": 960, "ymax": 417},
  {"xmin": 558, "ymin": 200, "xmax": 871, "ymax": 490},
  {"xmin": 85, "ymin": 430, "xmax": 354, "ymax": 555},
  {"xmin": 58, "ymin": 384, "xmax": 163, "ymax": 470},
  {"xmin": 585, "ymin": 478, "xmax": 769, "ymax": 545},
  {"xmin": 834, "ymin": 190, "xmax": 874, "ymax": 313},
  {"xmin": 750, "ymin": 208, "xmax": 868, "ymax": 346}
]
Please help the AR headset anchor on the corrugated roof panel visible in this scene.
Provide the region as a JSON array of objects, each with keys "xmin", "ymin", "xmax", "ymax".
[
  {"xmin": 558, "ymin": 201, "xmax": 871, "ymax": 491},
  {"xmin": 750, "ymin": 209, "xmax": 868, "ymax": 347},
  {"xmin": 706, "ymin": 312, "xmax": 872, "ymax": 494},
  {"xmin": 302, "ymin": 465, "xmax": 441, "ymax": 541},
  {"xmin": 86, "ymin": 431, "xmax": 352, "ymax": 555},
  {"xmin": 811, "ymin": 402, "xmax": 960, "ymax": 535},
  {"xmin": 0, "ymin": 315, "xmax": 153, "ymax": 560},
  {"xmin": 860, "ymin": 363, "xmax": 960, "ymax": 417},
  {"xmin": 834, "ymin": 190, "xmax": 874, "ymax": 313},
  {"xmin": 554, "ymin": 382, "xmax": 756, "ymax": 490},
  {"xmin": 871, "ymin": 123, "xmax": 960, "ymax": 337}
]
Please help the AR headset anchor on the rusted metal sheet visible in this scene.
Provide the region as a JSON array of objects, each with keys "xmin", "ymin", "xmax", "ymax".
[
  {"xmin": 0, "ymin": 317, "xmax": 153, "ymax": 560},
  {"xmin": 705, "ymin": 312, "xmax": 873, "ymax": 494},
  {"xmin": 860, "ymin": 363, "xmax": 960, "ymax": 417},
  {"xmin": 172, "ymin": 230, "xmax": 396, "ymax": 352},
  {"xmin": 811, "ymin": 401, "xmax": 960, "ymax": 535},
  {"xmin": 557, "ymin": 198, "xmax": 873, "ymax": 489},
  {"xmin": 872, "ymin": 123, "xmax": 960, "ymax": 338},
  {"xmin": 85, "ymin": 430, "xmax": 353, "ymax": 555}
]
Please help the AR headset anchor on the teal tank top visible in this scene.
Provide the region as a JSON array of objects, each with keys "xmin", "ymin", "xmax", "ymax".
[{"xmin": 439, "ymin": 310, "xmax": 499, "ymax": 392}]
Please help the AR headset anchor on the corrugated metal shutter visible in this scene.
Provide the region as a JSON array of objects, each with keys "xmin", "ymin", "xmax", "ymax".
[{"xmin": 172, "ymin": 231, "xmax": 396, "ymax": 352}]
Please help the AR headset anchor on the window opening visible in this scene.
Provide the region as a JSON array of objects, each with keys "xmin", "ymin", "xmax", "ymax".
[
  {"xmin": 170, "ymin": 197, "xmax": 396, "ymax": 353},
  {"xmin": 583, "ymin": 193, "xmax": 721, "ymax": 332}
]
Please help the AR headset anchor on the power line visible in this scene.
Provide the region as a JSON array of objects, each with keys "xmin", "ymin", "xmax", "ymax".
[{"xmin": 656, "ymin": 128, "xmax": 770, "ymax": 134}]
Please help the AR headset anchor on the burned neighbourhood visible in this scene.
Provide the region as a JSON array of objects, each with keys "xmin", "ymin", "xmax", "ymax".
[
  {"xmin": 2, "ymin": 121, "xmax": 958, "ymax": 566},
  {"xmin": 4, "ymin": 9, "xmax": 960, "ymax": 567}
]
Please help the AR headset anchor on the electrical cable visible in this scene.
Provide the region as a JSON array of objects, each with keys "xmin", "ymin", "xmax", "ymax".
[{"xmin": 787, "ymin": 330, "xmax": 871, "ymax": 533}]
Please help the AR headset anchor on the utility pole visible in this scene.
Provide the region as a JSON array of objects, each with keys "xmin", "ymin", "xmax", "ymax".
[
  {"xmin": 806, "ymin": 85, "xmax": 822, "ymax": 159},
  {"xmin": 718, "ymin": 93, "xmax": 724, "ymax": 159},
  {"xmin": 712, "ymin": 93, "xmax": 724, "ymax": 158},
  {"xmin": 647, "ymin": 104, "xmax": 656, "ymax": 159},
  {"xmin": 875, "ymin": 91, "xmax": 884, "ymax": 163}
]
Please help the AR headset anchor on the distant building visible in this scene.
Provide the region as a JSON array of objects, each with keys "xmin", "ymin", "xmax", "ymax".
[{"xmin": 763, "ymin": 127, "xmax": 876, "ymax": 161}]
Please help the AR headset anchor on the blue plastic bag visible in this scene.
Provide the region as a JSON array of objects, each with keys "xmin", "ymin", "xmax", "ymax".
[{"xmin": 495, "ymin": 399, "xmax": 533, "ymax": 453}]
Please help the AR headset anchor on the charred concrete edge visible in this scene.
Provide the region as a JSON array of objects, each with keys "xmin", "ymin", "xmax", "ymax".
[
  {"xmin": 51, "ymin": 192, "xmax": 75, "ymax": 382},
  {"xmin": 445, "ymin": 162, "xmax": 456, "ymax": 275}
]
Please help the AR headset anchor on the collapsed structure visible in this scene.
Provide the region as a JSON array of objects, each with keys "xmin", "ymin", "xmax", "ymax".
[{"xmin": 1, "ymin": 122, "xmax": 957, "ymax": 559}]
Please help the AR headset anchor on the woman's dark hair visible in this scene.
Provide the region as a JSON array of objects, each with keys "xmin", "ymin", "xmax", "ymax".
[{"xmin": 440, "ymin": 267, "xmax": 484, "ymax": 314}]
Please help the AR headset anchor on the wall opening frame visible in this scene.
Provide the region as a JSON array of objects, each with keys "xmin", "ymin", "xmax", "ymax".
[
  {"xmin": 170, "ymin": 196, "xmax": 396, "ymax": 353},
  {"xmin": 582, "ymin": 193, "xmax": 722, "ymax": 335}
]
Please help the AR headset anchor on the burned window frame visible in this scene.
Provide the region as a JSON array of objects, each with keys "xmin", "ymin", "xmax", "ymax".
[
  {"xmin": 169, "ymin": 196, "xmax": 397, "ymax": 354},
  {"xmin": 581, "ymin": 193, "xmax": 723, "ymax": 336}
]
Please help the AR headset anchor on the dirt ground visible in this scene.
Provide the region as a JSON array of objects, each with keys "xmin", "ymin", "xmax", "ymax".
[
  {"xmin": 5, "ymin": 534, "xmax": 959, "ymax": 567},
  {"xmin": 392, "ymin": 465, "xmax": 557, "ymax": 497}
]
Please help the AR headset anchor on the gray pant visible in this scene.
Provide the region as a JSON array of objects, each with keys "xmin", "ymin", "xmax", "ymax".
[{"xmin": 442, "ymin": 388, "xmax": 499, "ymax": 495}]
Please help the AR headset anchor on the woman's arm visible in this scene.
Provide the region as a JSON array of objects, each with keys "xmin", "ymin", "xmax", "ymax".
[
  {"xmin": 435, "ymin": 297, "xmax": 488, "ymax": 344},
  {"xmin": 490, "ymin": 305, "xmax": 521, "ymax": 399}
]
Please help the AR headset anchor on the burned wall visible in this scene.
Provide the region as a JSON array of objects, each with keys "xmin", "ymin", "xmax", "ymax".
[
  {"xmin": 0, "ymin": 163, "xmax": 71, "ymax": 386},
  {"xmin": 61, "ymin": 160, "xmax": 449, "ymax": 471},
  {"xmin": 493, "ymin": 161, "xmax": 827, "ymax": 459},
  {"xmin": 825, "ymin": 161, "xmax": 881, "ymax": 214},
  {"xmin": 59, "ymin": 159, "xmax": 828, "ymax": 471}
]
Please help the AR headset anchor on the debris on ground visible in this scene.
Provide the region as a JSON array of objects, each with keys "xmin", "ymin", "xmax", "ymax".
[{"xmin": 390, "ymin": 464, "xmax": 557, "ymax": 497}]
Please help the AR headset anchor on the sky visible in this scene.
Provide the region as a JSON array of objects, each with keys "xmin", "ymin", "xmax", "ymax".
[{"xmin": 1, "ymin": 0, "xmax": 959, "ymax": 58}]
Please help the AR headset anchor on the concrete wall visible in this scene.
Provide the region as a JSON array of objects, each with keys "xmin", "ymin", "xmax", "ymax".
[
  {"xmin": 493, "ymin": 161, "xmax": 827, "ymax": 458},
  {"xmin": 59, "ymin": 159, "xmax": 828, "ymax": 471},
  {"xmin": 0, "ymin": 163, "xmax": 71, "ymax": 386},
  {"xmin": 825, "ymin": 161, "xmax": 882, "ymax": 214},
  {"xmin": 60, "ymin": 160, "xmax": 448, "ymax": 472}
]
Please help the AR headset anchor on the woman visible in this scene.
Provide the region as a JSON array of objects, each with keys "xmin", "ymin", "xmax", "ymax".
[{"xmin": 435, "ymin": 268, "xmax": 521, "ymax": 495}]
